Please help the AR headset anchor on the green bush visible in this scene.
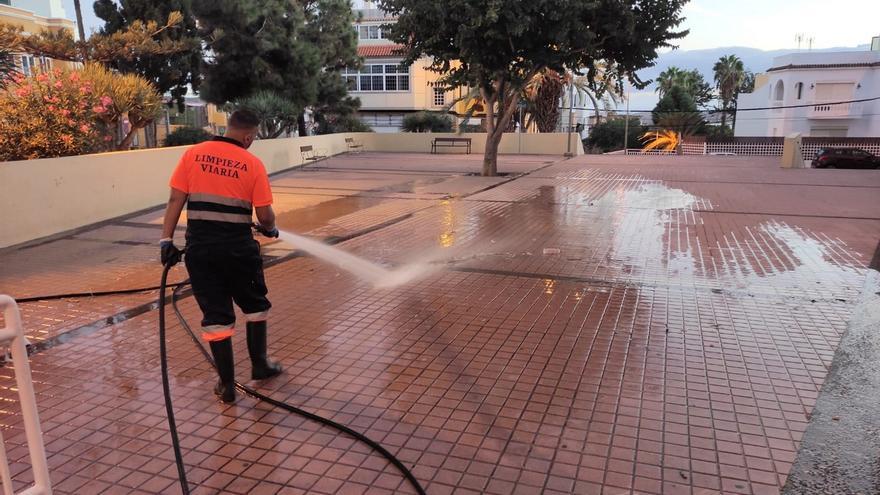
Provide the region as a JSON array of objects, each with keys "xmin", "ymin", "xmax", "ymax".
[
  {"xmin": 585, "ymin": 118, "xmax": 644, "ymax": 152},
  {"xmin": 704, "ymin": 124, "xmax": 733, "ymax": 139},
  {"xmin": 402, "ymin": 112, "xmax": 453, "ymax": 132},
  {"xmin": 164, "ymin": 126, "xmax": 212, "ymax": 147},
  {"xmin": 316, "ymin": 113, "xmax": 373, "ymax": 134}
]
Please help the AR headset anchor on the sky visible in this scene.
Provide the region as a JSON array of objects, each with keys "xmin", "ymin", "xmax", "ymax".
[
  {"xmin": 64, "ymin": 0, "xmax": 879, "ymax": 50},
  {"xmin": 677, "ymin": 0, "xmax": 879, "ymax": 51}
]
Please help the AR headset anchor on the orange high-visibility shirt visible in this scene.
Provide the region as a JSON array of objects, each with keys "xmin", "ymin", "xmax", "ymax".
[{"xmin": 169, "ymin": 136, "xmax": 273, "ymax": 244}]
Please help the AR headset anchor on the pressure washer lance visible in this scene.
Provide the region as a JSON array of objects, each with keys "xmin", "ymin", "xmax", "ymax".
[{"xmin": 158, "ymin": 248, "xmax": 427, "ymax": 495}]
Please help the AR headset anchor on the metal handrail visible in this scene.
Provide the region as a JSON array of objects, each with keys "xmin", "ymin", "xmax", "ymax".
[{"xmin": 0, "ymin": 296, "xmax": 51, "ymax": 495}]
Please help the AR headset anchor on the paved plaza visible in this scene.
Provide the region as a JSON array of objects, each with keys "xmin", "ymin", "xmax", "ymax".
[{"xmin": 1, "ymin": 152, "xmax": 879, "ymax": 494}]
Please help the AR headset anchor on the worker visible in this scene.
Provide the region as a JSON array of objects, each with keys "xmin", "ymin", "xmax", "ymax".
[{"xmin": 159, "ymin": 109, "xmax": 282, "ymax": 404}]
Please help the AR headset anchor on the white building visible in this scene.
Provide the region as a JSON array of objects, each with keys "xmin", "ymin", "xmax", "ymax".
[{"xmin": 735, "ymin": 49, "xmax": 880, "ymax": 137}]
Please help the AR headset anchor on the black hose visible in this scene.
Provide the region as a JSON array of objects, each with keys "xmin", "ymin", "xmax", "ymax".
[
  {"xmin": 168, "ymin": 283, "xmax": 427, "ymax": 495},
  {"xmin": 158, "ymin": 262, "xmax": 191, "ymax": 494},
  {"xmin": 16, "ymin": 282, "xmax": 188, "ymax": 303},
  {"xmin": 20, "ymin": 258, "xmax": 428, "ymax": 493}
]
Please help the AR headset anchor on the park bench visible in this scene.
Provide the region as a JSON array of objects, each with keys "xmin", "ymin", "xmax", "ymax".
[
  {"xmin": 300, "ymin": 145, "xmax": 328, "ymax": 167},
  {"xmin": 431, "ymin": 137, "xmax": 471, "ymax": 154},
  {"xmin": 345, "ymin": 137, "xmax": 365, "ymax": 153}
]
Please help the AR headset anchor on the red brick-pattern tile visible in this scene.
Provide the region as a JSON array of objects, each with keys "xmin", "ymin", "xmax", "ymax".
[{"xmin": 0, "ymin": 153, "xmax": 876, "ymax": 494}]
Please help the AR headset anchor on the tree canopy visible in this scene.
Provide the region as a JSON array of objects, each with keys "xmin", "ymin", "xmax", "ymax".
[
  {"xmin": 652, "ymin": 84, "xmax": 705, "ymax": 135},
  {"xmin": 712, "ymin": 55, "xmax": 745, "ymax": 128},
  {"xmin": 193, "ymin": 0, "xmax": 321, "ymax": 111},
  {"xmin": 94, "ymin": 0, "xmax": 202, "ymax": 111},
  {"xmin": 656, "ymin": 66, "xmax": 713, "ymax": 108},
  {"xmin": 302, "ymin": 0, "xmax": 362, "ymax": 135},
  {"xmin": 0, "ymin": 13, "xmax": 189, "ymax": 64},
  {"xmin": 379, "ymin": 0, "xmax": 689, "ymax": 175}
]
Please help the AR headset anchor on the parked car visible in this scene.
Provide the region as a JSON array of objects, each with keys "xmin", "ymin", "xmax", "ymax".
[{"xmin": 812, "ymin": 148, "xmax": 880, "ymax": 169}]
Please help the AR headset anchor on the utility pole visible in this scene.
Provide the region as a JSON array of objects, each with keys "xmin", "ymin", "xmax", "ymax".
[
  {"xmin": 565, "ymin": 82, "xmax": 575, "ymax": 157},
  {"xmin": 72, "ymin": 0, "xmax": 87, "ymax": 61}
]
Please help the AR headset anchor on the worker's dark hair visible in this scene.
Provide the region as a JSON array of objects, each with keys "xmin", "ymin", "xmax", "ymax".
[{"xmin": 228, "ymin": 108, "xmax": 260, "ymax": 130}]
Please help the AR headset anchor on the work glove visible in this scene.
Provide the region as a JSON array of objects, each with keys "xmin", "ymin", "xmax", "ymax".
[
  {"xmin": 160, "ymin": 239, "xmax": 183, "ymax": 267},
  {"xmin": 254, "ymin": 224, "xmax": 279, "ymax": 238}
]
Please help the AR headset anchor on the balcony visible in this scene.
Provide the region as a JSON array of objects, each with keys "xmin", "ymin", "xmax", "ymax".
[
  {"xmin": 808, "ymin": 101, "xmax": 862, "ymax": 119},
  {"xmin": 355, "ymin": 8, "xmax": 395, "ymax": 20}
]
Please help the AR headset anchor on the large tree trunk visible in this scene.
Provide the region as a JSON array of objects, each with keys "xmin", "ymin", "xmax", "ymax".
[
  {"xmin": 480, "ymin": 82, "xmax": 521, "ymax": 177},
  {"xmin": 483, "ymin": 130, "xmax": 502, "ymax": 176},
  {"xmin": 117, "ymin": 127, "xmax": 139, "ymax": 150},
  {"xmin": 481, "ymin": 88, "xmax": 498, "ymax": 176}
]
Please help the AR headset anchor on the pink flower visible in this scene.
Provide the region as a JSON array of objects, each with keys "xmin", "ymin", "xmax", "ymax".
[
  {"xmin": 54, "ymin": 80, "xmax": 63, "ymax": 89},
  {"xmin": 92, "ymin": 105, "xmax": 105, "ymax": 114},
  {"xmin": 47, "ymin": 105, "xmax": 56, "ymax": 112},
  {"xmin": 103, "ymin": 135, "xmax": 112, "ymax": 142},
  {"xmin": 36, "ymin": 73, "xmax": 49, "ymax": 82},
  {"xmin": 100, "ymin": 96, "xmax": 112, "ymax": 106},
  {"xmin": 60, "ymin": 134, "xmax": 73, "ymax": 145},
  {"xmin": 61, "ymin": 109, "xmax": 71, "ymax": 116},
  {"xmin": 80, "ymin": 124, "xmax": 90, "ymax": 133}
]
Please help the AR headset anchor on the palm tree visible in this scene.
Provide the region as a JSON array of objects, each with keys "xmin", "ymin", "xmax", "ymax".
[
  {"xmin": 656, "ymin": 66, "xmax": 713, "ymax": 107},
  {"xmin": 656, "ymin": 66, "xmax": 687, "ymax": 97},
  {"xmin": 524, "ymin": 62, "xmax": 623, "ymax": 133},
  {"xmin": 713, "ymin": 55, "xmax": 745, "ymax": 128},
  {"xmin": 524, "ymin": 69, "xmax": 566, "ymax": 132},
  {"xmin": 72, "ymin": 0, "xmax": 88, "ymax": 60},
  {"xmin": 641, "ymin": 129, "xmax": 680, "ymax": 153}
]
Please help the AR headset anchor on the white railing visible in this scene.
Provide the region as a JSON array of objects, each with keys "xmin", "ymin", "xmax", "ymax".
[
  {"xmin": 606, "ymin": 139, "xmax": 880, "ymax": 163},
  {"xmin": 0, "ymin": 296, "xmax": 51, "ymax": 495},
  {"xmin": 809, "ymin": 101, "xmax": 861, "ymax": 119},
  {"xmin": 622, "ymin": 148, "xmax": 676, "ymax": 155}
]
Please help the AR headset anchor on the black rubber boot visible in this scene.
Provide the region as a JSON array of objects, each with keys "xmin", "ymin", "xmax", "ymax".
[
  {"xmin": 208, "ymin": 338, "xmax": 236, "ymax": 403},
  {"xmin": 246, "ymin": 321, "xmax": 282, "ymax": 380}
]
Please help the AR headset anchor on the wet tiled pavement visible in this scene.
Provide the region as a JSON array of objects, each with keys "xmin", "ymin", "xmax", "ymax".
[{"xmin": 0, "ymin": 152, "xmax": 878, "ymax": 494}]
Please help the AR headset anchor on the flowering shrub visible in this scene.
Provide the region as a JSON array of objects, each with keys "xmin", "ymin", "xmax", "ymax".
[{"xmin": 0, "ymin": 69, "xmax": 113, "ymax": 160}]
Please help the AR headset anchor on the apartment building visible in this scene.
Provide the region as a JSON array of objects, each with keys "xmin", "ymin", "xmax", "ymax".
[
  {"xmin": 349, "ymin": 1, "xmax": 474, "ymax": 132},
  {"xmin": 1, "ymin": 0, "xmax": 78, "ymax": 75}
]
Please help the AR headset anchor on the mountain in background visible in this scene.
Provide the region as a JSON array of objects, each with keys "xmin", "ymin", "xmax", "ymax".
[{"xmin": 624, "ymin": 44, "xmax": 871, "ymax": 112}]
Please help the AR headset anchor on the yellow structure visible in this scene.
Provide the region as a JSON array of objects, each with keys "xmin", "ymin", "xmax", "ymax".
[
  {"xmin": 349, "ymin": 1, "xmax": 474, "ymax": 131},
  {"xmin": 0, "ymin": 0, "xmax": 79, "ymax": 73}
]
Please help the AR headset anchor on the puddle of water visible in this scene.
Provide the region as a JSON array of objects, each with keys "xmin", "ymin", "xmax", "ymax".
[
  {"xmin": 274, "ymin": 196, "xmax": 386, "ymax": 233},
  {"xmin": 378, "ymin": 177, "xmax": 449, "ymax": 194},
  {"xmin": 590, "ymin": 181, "xmax": 866, "ymax": 296}
]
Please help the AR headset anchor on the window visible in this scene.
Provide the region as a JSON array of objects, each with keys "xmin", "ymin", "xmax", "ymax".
[
  {"xmin": 20, "ymin": 55, "xmax": 35, "ymax": 76},
  {"xmin": 357, "ymin": 25, "xmax": 386, "ymax": 40},
  {"xmin": 773, "ymin": 80, "xmax": 784, "ymax": 101},
  {"xmin": 433, "ymin": 87, "xmax": 446, "ymax": 106},
  {"xmin": 343, "ymin": 63, "xmax": 410, "ymax": 92},
  {"xmin": 795, "ymin": 82, "xmax": 803, "ymax": 100}
]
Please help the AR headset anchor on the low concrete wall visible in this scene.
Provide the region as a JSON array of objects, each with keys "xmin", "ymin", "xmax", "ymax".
[
  {"xmin": 0, "ymin": 134, "xmax": 352, "ymax": 248},
  {"xmin": 0, "ymin": 132, "xmax": 576, "ymax": 249},
  {"xmin": 357, "ymin": 132, "xmax": 582, "ymax": 156}
]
